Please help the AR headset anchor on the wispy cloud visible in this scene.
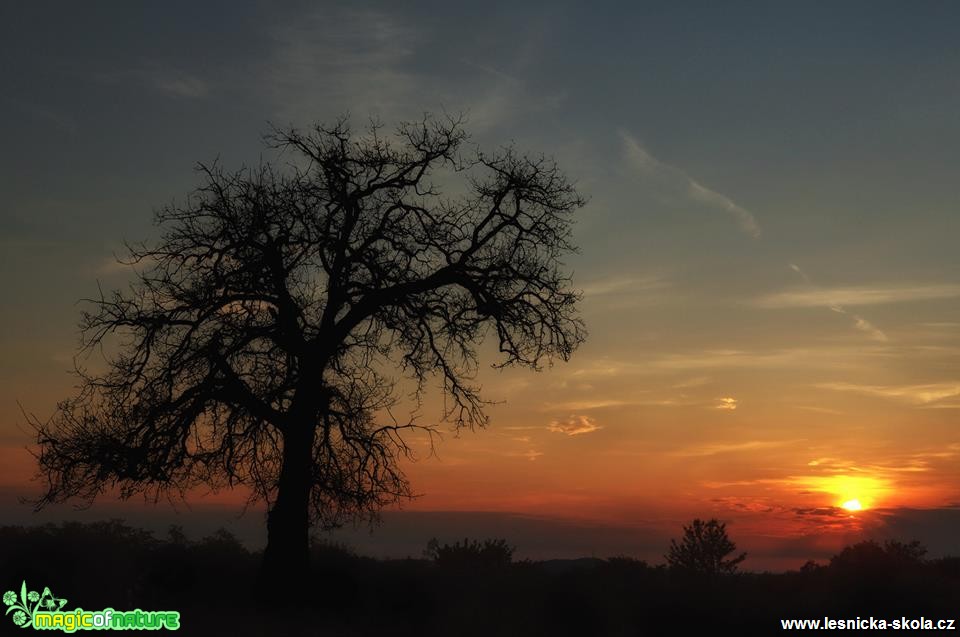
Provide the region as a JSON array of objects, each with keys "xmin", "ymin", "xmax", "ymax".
[
  {"xmin": 649, "ymin": 346, "xmax": 891, "ymax": 372},
  {"xmin": 3, "ymin": 98, "xmax": 78, "ymax": 134},
  {"xmin": 774, "ymin": 264, "xmax": 890, "ymax": 342},
  {"xmin": 673, "ymin": 376, "xmax": 712, "ymax": 389},
  {"xmin": 754, "ymin": 283, "xmax": 960, "ymax": 309},
  {"xmin": 687, "ymin": 180, "xmax": 761, "ymax": 238},
  {"xmin": 794, "ymin": 405, "xmax": 845, "ymax": 415},
  {"xmin": 547, "ymin": 415, "xmax": 602, "ymax": 436},
  {"xmin": 266, "ymin": 8, "xmax": 418, "ymax": 122},
  {"xmin": 580, "ymin": 275, "xmax": 669, "ymax": 297},
  {"xmin": 792, "ymin": 506, "xmax": 848, "ymax": 517},
  {"xmin": 673, "ymin": 439, "xmax": 796, "ymax": 457},
  {"xmin": 153, "ymin": 74, "xmax": 209, "ymax": 99},
  {"xmin": 566, "ymin": 346, "xmax": 893, "ymax": 380},
  {"xmin": 816, "ymin": 382, "xmax": 960, "ymax": 405},
  {"xmin": 922, "ymin": 402, "xmax": 960, "ymax": 410},
  {"xmin": 94, "ymin": 67, "xmax": 209, "ymax": 99},
  {"xmin": 826, "ymin": 303, "xmax": 888, "ymax": 342},
  {"xmin": 543, "ymin": 399, "xmax": 632, "ymax": 411},
  {"xmin": 459, "ymin": 59, "xmax": 566, "ymax": 131},
  {"xmin": 619, "ymin": 131, "xmax": 761, "ymax": 238},
  {"xmin": 264, "ymin": 8, "xmax": 562, "ymax": 129},
  {"xmin": 850, "ymin": 314, "xmax": 888, "ymax": 342},
  {"xmin": 518, "ymin": 449, "xmax": 543, "ymax": 461},
  {"xmin": 805, "ymin": 455, "xmax": 936, "ymax": 474}
]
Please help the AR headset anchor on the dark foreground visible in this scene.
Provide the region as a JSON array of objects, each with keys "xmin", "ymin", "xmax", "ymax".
[{"xmin": 2, "ymin": 521, "xmax": 958, "ymax": 636}]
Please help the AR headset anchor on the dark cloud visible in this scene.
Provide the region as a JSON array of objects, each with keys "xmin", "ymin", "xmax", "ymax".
[
  {"xmin": 793, "ymin": 506, "xmax": 845, "ymax": 517},
  {"xmin": 327, "ymin": 511, "xmax": 670, "ymax": 561},
  {"xmin": 866, "ymin": 507, "xmax": 960, "ymax": 558}
]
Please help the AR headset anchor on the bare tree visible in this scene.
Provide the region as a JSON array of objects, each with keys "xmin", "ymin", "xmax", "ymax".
[
  {"xmin": 31, "ymin": 115, "xmax": 586, "ymax": 592},
  {"xmin": 665, "ymin": 518, "xmax": 747, "ymax": 575}
]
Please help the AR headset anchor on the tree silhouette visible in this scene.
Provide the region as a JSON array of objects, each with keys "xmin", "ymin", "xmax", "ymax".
[
  {"xmin": 30, "ymin": 115, "xmax": 586, "ymax": 592},
  {"xmin": 829, "ymin": 539, "xmax": 927, "ymax": 576},
  {"xmin": 665, "ymin": 518, "xmax": 746, "ymax": 575}
]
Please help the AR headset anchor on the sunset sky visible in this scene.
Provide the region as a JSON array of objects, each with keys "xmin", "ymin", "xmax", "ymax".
[{"xmin": 3, "ymin": 2, "xmax": 960, "ymax": 570}]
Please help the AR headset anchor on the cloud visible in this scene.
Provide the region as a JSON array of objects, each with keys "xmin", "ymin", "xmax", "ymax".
[
  {"xmin": 153, "ymin": 74, "xmax": 209, "ymax": 99},
  {"xmin": 715, "ymin": 396, "xmax": 738, "ymax": 410},
  {"xmin": 754, "ymin": 284, "xmax": 960, "ymax": 308},
  {"xmin": 649, "ymin": 346, "xmax": 891, "ymax": 372},
  {"xmin": 867, "ymin": 507, "xmax": 960, "ymax": 557},
  {"xmin": 543, "ymin": 399, "xmax": 631, "ymax": 411},
  {"xmin": 922, "ymin": 402, "xmax": 960, "ymax": 410},
  {"xmin": 850, "ymin": 315, "xmax": 889, "ymax": 342},
  {"xmin": 793, "ymin": 506, "xmax": 847, "ymax": 517},
  {"xmin": 563, "ymin": 347, "xmax": 884, "ymax": 379},
  {"xmin": 570, "ymin": 359, "xmax": 647, "ymax": 378},
  {"xmin": 264, "ymin": 8, "xmax": 421, "ymax": 123},
  {"xmin": 94, "ymin": 67, "xmax": 210, "ymax": 99},
  {"xmin": 619, "ymin": 131, "xmax": 761, "ymax": 238},
  {"xmin": 816, "ymin": 382, "xmax": 960, "ymax": 405},
  {"xmin": 580, "ymin": 275, "xmax": 669, "ymax": 297},
  {"xmin": 3, "ymin": 98, "xmax": 78, "ymax": 134},
  {"xmin": 325, "ymin": 510, "xmax": 674, "ymax": 562},
  {"xmin": 547, "ymin": 415, "xmax": 602, "ymax": 436},
  {"xmin": 777, "ymin": 264, "xmax": 891, "ymax": 341},
  {"xmin": 673, "ymin": 439, "xmax": 795, "ymax": 457},
  {"xmin": 459, "ymin": 60, "xmax": 567, "ymax": 131},
  {"xmin": 264, "ymin": 8, "xmax": 562, "ymax": 129},
  {"xmin": 795, "ymin": 405, "xmax": 845, "ymax": 415},
  {"xmin": 829, "ymin": 302, "xmax": 888, "ymax": 342},
  {"xmin": 801, "ymin": 449, "xmax": 959, "ymax": 478},
  {"xmin": 687, "ymin": 179, "xmax": 762, "ymax": 238},
  {"xmin": 566, "ymin": 345, "xmax": 895, "ymax": 380},
  {"xmin": 672, "ymin": 376, "xmax": 712, "ymax": 389}
]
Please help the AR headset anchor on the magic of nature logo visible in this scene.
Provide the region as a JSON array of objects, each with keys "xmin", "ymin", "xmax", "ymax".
[{"xmin": 4, "ymin": 581, "xmax": 180, "ymax": 632}]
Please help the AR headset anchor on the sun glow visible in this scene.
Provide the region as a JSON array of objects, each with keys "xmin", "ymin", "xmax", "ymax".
[
  {"xmin": 840, "ymin": 499, "xmax": 863, "ymax": 512},
  {"xmin": 789, "ymin": 474, "xmax": 891, "ymax": 511}
]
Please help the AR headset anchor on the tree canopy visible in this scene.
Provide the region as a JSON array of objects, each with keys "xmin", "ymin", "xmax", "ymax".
[{"xmin": 31, "ymin": 115, "xmax": 587, "ymax": 586}]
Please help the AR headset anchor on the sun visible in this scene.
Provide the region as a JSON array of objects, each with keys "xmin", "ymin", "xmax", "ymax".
[
  {"xmin": 794, "ymin": 474, "xmax": 888, "ymax": 511},
  {"xmin": 840, "ymin": 499, "xmax": 863, "ymax": 512}
]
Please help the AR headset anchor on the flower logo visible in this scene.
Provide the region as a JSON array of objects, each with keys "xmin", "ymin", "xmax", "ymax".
[{"xmin": 3, "ymin": 581, "xmax": 65, "ymax": 629}]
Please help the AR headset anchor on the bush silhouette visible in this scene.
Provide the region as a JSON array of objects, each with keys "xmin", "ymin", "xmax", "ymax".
[
  {"xmin": 665, "ymin": 518, "xmax": 747, "ymax": 575},
  {"xmin": 424, "ymin": 537, "xmax": 514, "ymax": 569}
]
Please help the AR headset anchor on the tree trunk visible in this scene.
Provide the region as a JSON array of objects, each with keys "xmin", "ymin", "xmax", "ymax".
[{"xmin": 258, "ymin": 422, "xmax": 314, "ymax": 601}]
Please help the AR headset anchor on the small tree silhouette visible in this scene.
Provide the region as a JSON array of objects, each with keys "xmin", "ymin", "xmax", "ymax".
[{"xmin": 665, "ymin": 518, "xmax": 746, "ymax": 575}]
